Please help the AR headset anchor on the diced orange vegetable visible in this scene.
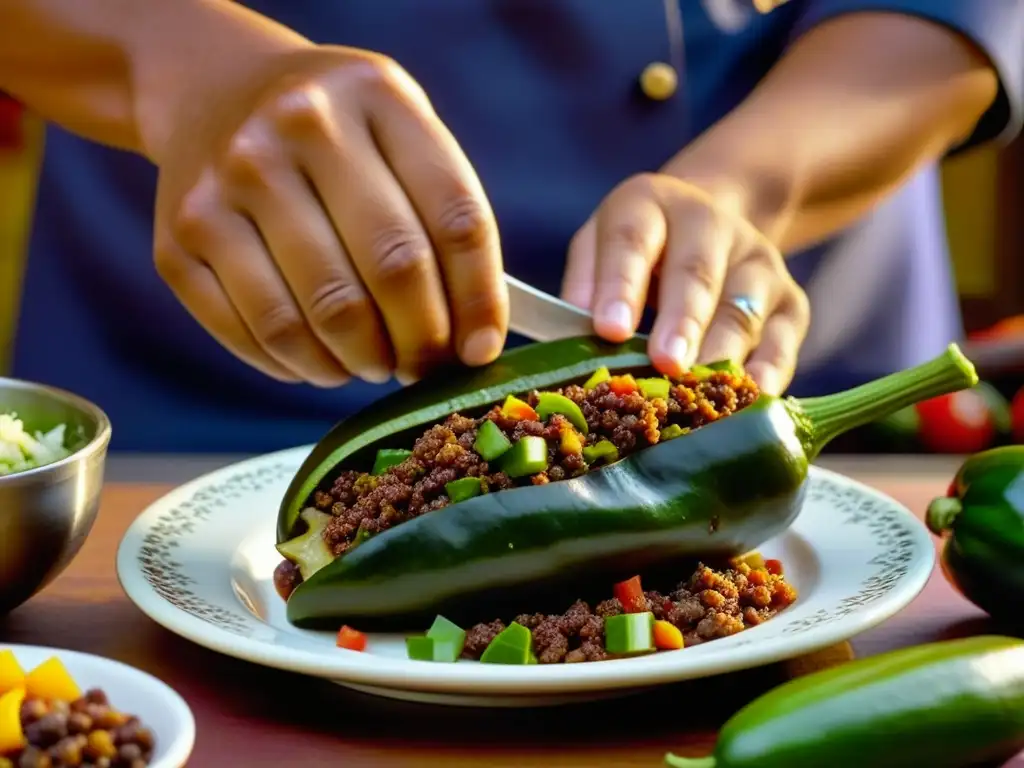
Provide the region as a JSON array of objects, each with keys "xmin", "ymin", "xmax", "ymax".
[
  {"xmin": 613, "ymin": 575, "xmax": 647, "ymax": 613},
  {"xmin": 0, "ymin": 650, "xmax": 25, "ymax": 695},
  {"xmin": 25, "ymin": 657, "xmax": 81, "ymax": 702},
  {"xmin": 653, "ymin": 620, "xmax": 684, "ymax": 651},
  {"xmin": 0, "ymin": 687, "xmax": 25, "ymax": 753},
  {"xmin": 559, "ymin": 424, "xmax": 583, "ymax": 455},
  {"xmin": 501, "ymin": 395, "xmax": 539, "ymax": 422},
  {"xmin": 336, "ymin": 625, "xmax": 368, "ymax": 652},
  {"xmin": 764, "ymin": 559, "xmax": 784, "ymax": 576},
  {"xmin": 608, "ymin": 375, "xmax": 638, "ymax": 396}
]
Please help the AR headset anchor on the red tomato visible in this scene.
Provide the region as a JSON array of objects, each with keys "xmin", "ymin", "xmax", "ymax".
[
  {"xmin": 916, "ymin": 389, "xmax": 995, "ymax": 454},
  {"xmin": 336, "ymin": 625, "xmax": 368, "ymax": 652},
  {"xmin": 613, "ymin": 575, "xmax": 646, "ymax": 613}
]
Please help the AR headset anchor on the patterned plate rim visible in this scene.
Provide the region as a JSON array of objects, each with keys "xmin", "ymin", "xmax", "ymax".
[{"xmin": 116, "ymin": 445, "xmax": 935, "ymax": 694}]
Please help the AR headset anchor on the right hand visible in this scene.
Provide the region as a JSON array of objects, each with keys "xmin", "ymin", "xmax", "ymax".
[{"xmin": 152, "ymin": 45, "xmax": 508, "ymax": 387}]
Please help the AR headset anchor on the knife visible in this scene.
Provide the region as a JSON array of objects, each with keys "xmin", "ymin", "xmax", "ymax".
[{"xmin": 504, "ymin": 273, "xmax": 596, "ymax": 342}]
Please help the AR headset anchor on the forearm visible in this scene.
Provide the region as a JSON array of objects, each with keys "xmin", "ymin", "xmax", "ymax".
[
  {"xmin": 667, "ymin": 11, "xmax": 1001, "ymax": 254},
  {"xmin": 0, "ymin": 0, "xmax": 310, "ymax": 163}
]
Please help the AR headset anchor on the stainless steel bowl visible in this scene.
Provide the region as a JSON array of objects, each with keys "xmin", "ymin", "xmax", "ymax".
[{"xmin": 0, "ymin": 378, "xmax": 111, "ymax": 613}]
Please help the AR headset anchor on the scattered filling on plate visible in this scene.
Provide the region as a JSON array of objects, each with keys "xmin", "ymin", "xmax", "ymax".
[
  {"xmin": 0, "ymin": 413, "xmax": 71, "ymax": 477},
  {"xmin": 0, "ymin": 650, "xmax": 156, "ymax": 767},
  {"xmin": 274, "ymin": 364, "xmax": 760, "ymax": 590},
  {"xmin": 329, "ymin": 554, "xmax": 798, "ymax": 665}
]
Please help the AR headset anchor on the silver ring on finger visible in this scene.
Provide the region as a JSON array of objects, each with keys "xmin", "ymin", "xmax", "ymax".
[{"xmin": 726, "ymin": 294, "xmax": 765, "ymax": 325}]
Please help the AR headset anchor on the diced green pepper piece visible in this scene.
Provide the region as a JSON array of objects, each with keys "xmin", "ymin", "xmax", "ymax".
[
  {"xmin": 349, "ymin": 524, "xmax": 373, "ymax": 551},
  {"xmin": 473, "ymin": 419, "xmax": 512, "ymax": 461},
  {"xmin": 637, "ymin": 377, "xmax": 671, "ymax": 400},
  {"xmin": 535, "ymin": 392, "xmax": 589, "ymax": 434},
  {"xmin": 427, "ymin": 615, "xmax": 467, "ymax": 659},
  {"xmin": 690, "ymin": 364, "xmax": 714, "ymax": 380},
  {"xmin": 445, "ymin": 476, "xmax": 483, "ymax": 504},
  {"xmin": 583, "ymin": 366, "xmax": 611, "ymax": 391},
  {"xmin": 275, "ymin": 508, "xmax": 334, "ymax": 580},
  {"xmin": 479, "ymin": 622, "xmax": 534, "ymax": 664},
  {"xmin": 372, "ymin": 448, "xmax": 413, "ymax": 475},
  {"xmin": 406, "ymin": 636, "xmax": 438, "ymax": 661},
  {"xmin": 499, "ymin": 436, "xmax": 549, "ymax": 478},
  {"xmin": 582, "ymin": 439, "xmax": 619, "ymax": 466},
  {"xmin": 706, "ymin": 359, "xmax": 745, "ymax": 376},
  {"xmin": 604, "ymin": 612, "xmax": 655, "ymax": 655},
  {"xmin": 660, "ymin": 424, "xmax": 687, "ymax": 441}
]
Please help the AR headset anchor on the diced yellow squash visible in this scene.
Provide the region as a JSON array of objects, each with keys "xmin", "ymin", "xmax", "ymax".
[
  {"xmin": 0, "ymin": 651, "xmax": 25, "ymax": 696},
  {"xmin": 0, "ymin": 688, "xmax": 26, "ymax": 753},
  {"xmin": 25, "ymin": 656, "xmax": 81, "ymax": 702}
]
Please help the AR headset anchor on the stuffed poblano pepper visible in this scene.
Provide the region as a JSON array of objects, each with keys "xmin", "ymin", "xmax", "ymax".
[
  {"xmin": 927, "ymin": 445, "xmax": 1024, "ymax": 625},
  {"xmin": 275, "ymin": 336, "xmax": 976, "ymax": 631}
]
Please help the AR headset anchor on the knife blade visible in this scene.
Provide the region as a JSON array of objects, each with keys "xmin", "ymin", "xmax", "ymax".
[{"xmin": 504, "ymin": 273, "xmax": 596, "ymax": 342}]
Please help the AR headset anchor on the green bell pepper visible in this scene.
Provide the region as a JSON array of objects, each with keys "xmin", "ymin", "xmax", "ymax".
[
  {"xmin": 605, "ymin": 612, "xmax": 655, "ymax": 655},
  {"xmin": 582, "ymin": 439, "xmax": 619, "ymax": 466},
  {"xmin": 472, "ymin": 419, "xmax": 511, "ymax": 462},
  {"xmin": 499, "ymin": 436, "xmax": 549, "ymax": 478},
  {"xmin": 445, "ymin": 477, "xmax": 483, "ymax": 504},
  {"xmin": 405, "ymin": 614, "xmax": 466, "ymax": 662},
  {"xmin": 371, "ymin": 448, "xmax": 413, "ymax": 475},
  {"xmin": 665, "ymin": 635, "xmax": 1024, "ymax": 768},
  {"xmin": 282, "ymin": 339, "xmax": 976, "ymax": 631},
  {"xmin": 637, "ymin": 377, "xmax": 671, "ymax": 401},
  {"xmin": 535, "ymin": 392, "xmax": 588, "ymax": 434},
  {"xmin": 479, "ymin": 622, "xmax": 534, "ymax": 664},
  {"xmin": 926, "ymin": 445, "xmax": 1024, "ymax": 625}
]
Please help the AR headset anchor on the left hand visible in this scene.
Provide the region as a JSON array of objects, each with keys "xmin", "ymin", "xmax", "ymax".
[{"xmin": 561, "ymin": 174, "xmax": 810, "ymax": 395}]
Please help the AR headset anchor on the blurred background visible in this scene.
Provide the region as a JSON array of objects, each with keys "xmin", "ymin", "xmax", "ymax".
[{"xmin": 1, "ymin": 100, "xmax": 1023, "ymax": 455}]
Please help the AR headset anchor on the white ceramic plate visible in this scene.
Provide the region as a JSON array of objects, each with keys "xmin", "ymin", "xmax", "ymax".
[
  {"xmin": 1, "ymin": 644, "xmax": 195, "ymax": 766},
  {"xmin": 116, "ymin": 446, "xmax": 934, "ymax": 707}
]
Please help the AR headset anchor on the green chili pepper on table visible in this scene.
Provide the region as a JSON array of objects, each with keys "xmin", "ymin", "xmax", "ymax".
[
  {"xmin": 278, "ymin": 337, "xmax": 976, "ymax": 631},
  {"xmin": 665, "ymin": 636, "xmax": 1024, "ymax": 768},
  {"xmin": 927, "ymin": 445, "xmax": 1024, "ymax": 625}
]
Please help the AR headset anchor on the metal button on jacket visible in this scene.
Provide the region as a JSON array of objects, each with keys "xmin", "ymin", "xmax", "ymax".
[{"xmin": 639, "ymin": 61, "xmax": 677, "ymax": 100}]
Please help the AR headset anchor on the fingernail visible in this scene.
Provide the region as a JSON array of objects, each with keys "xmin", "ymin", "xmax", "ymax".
[
  {"xmin": 667, "ymin": 335, "xmax": 689, "ymax": 368},
  {"xmin": 361, "ymin": 366, "xmax": 392, "ymax": 385},
  {"xmin": 598, "ymin": 301, "xmax": 633, "ymax": 338},
  {"xmin": 461, "ymin": 326, "xmax": 503, "ymax": 366}
]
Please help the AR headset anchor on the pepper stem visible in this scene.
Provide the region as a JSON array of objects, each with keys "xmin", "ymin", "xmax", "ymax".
[
  {"xmin": 664, "ymin": 755, "xmax": 716, "ymax": 768},
  {"xmin": 790, "ymin": 343, "xmax": 978, "ymax": 460},
  {"xmin": 925, "ymin": 496, "xmax": 963, "ymax": 535}
]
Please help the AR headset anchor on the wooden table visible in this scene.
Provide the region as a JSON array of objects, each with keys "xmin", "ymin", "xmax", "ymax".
[{"xmin": 1, "ymin": 456, "xmax": 1021, "ymax": 767}]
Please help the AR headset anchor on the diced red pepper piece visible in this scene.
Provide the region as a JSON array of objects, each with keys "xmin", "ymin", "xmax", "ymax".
[
  {"xmin": 613, "ymin": 575, "xmax": 647, "ymax": 613},
  {"xmin": 608, "ymin": 375, "xmax": 639, "ymax": 397},
  {"xmin": 653, "ymin": 620, "xmax": 684, "ymax": 650},
  {"xmin": 764, "ymin": 559, "xmax": 784, "ymax": 576},
  {"xmin": 336, "ymin": 625, "xmax": 368, "ymax": 652},
  {"xmin": 501, "ymin": 395, "xmax": 539, "ymax": 422}
]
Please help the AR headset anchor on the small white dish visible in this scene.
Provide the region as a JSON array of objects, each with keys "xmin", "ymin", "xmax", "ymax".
[
  {"xmin": 116, "ymin": 446, "xmax": 934, "ymax": 707},
  {"xmin": 0, "ymin": 644, "xmax": 195, "ymax": 766}
]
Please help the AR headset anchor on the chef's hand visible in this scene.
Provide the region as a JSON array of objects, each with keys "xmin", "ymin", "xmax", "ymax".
[
  {"xmin": 152, "ymin": 46, "xmax": 507, "ymax": 387},
  {"xmin": 562, "ymin": 174, "xmax": 810, "ymax": 395}
]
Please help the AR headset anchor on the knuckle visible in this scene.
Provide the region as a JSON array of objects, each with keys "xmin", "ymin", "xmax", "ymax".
[
  {"xmin": 434, "ymin": 196, "xmax": 493, "ymax": 251},
  {"xmin": 306, "ymin": 279, "xmax": 372, "ymax": 331},
  {"xmin": 221, "ymin": 130, "xmax": 278, "ymax": 190},
  {"xmin": 786, "ymin": 283, "xmax": 812, "ymax": 326},
  {"xmin": 671, "ymin": 259, "xmax": 719, "ymax": 295},
  {"xmin": 251, "ymin": 304, "xmax": 308, "ymax": 351},
  {"xmin": 171, "ymin": 191, "xmax": 215, "ymax": 251},
  {"xmin": 269, "ymin": 84, "xmax": 332, "ymax": 140},
  {"xmin": 370, "ymin": 231, "xmax": 433, "ymax": 282},
  {"xmin": 621, "ymin": 172, "xmax": 660, "ymax": 197},
  {"xmin": 606, "ymin": 221, "xmax": 653, "ymax": 254}
]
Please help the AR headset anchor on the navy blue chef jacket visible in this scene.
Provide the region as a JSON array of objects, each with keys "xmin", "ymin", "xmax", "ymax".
[{"xmin": 11, "ymin": 0, "xmax": 1024, "ymax": 453}]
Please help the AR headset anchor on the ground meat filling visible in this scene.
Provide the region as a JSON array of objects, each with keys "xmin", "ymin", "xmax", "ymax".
[
  {"xmin": 461, "ymin": 560, "xmax": 797, "ymax": 664},
  {"xmin": 308, "ymin": 370, "xmax": 758, "ymax": 557}
]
